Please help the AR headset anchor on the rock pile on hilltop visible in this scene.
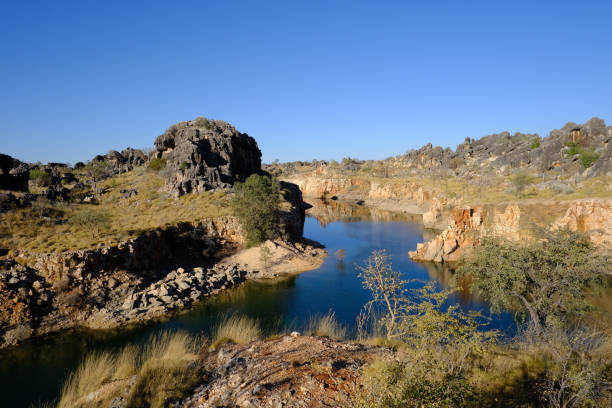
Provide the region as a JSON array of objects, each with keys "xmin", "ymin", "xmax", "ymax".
[
  {"xmin": 154, "ymin": 117, "xmax": 262, "ymax": 196},
  {"xmin": 402, "ymin": 117, "xmax": 611, "ymax": 177}
]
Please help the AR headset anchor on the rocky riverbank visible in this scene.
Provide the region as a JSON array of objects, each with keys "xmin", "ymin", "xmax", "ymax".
[
  {"xmin": 0, "ymin": 233, "xmax": 325, "ymax": 349},
  {"xmin": 409, "ymin": 198, "xmax": 612, "ymax": 263}
]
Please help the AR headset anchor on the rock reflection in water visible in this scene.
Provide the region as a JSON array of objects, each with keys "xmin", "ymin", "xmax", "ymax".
[{"xmin": 305, "ymin": 198, "xmax": 422, "ymax": 226}]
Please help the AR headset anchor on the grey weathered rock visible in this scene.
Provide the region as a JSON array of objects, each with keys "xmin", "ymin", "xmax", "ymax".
[
  {"xmin": 153, "ymin": 118, "xmax": 262, "ymax": 196},
  {"xmin": 0, "ymin": 153, "xmax": 29, "ymax": 191}
]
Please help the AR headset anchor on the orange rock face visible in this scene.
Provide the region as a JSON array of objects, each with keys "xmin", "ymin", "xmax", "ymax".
[
  {"xmin": 554, "ymin": 199, "xmax": 612, "ymax": 246},
  {"xmin": 409, "ymin": 207, "xmax": 483, "ymax": 263}
]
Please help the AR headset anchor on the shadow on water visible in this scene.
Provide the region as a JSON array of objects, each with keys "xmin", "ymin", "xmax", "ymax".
[{"xmin": 0, "ymin": 199, "xmax": 515, "ymax": 407}]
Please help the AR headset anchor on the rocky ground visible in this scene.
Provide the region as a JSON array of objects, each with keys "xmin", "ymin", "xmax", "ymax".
[{"xmin": 178, "ymin": 334, "xmax": 387, "ymax": 408}]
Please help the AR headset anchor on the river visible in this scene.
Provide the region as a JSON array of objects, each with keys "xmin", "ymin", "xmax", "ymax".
[{"xmin": 0, "ymin": 200, "xmax": 514, "ymax": 407}]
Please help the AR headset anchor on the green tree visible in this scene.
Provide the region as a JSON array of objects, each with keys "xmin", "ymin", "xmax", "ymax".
[
  {"xmin": 259, "ymin": 245, "xmax": 272, "ymax": 271},
  {"xmin": 456, "ymin": 229, "xmax": 608, "ymax": 334},
  {"xmin": 231, "ymin": 174, "xmax": 280, "ymax": 246},
  {"xmin": 71, "ymin": 208, "xmax": 111, "ymax": 238},
  {"xmin": 356, "ymin": 250, "xmax": 408, "ymax": 340},
  {"xmin": 510, "ymin": 171, "xmax": 535, "ymax": 198}
]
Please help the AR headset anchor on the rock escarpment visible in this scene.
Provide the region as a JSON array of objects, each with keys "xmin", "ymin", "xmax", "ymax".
[
  {"xmin": 154, "ymin": 118, "xmax": 261, "ymax": 196},
  {"xmin": 410, "ymin": 199, "xmax": 611, "ymax": 263}
]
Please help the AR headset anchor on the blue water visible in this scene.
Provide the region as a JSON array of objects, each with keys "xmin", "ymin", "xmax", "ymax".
[{"xmin": 0, "ymin": 205, "xmax": 513, "ymax": 407}]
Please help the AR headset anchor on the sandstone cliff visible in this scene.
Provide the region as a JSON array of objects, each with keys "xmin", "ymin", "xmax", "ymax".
[{"xmin": 409, "ymin": 199, "xmax": 612, "ymax": 263}]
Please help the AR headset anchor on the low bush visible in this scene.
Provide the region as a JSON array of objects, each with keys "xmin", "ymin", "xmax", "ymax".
[
  {"xmin": 29, "ymin": 168, "xmax": 51, "ymax": 186},
  {"xmin": 70, "ymin": 208, "xmax": 111, "ymax": 238},
  {"xmin": 193, "ymin": 116, "xmax": 215, "ymax": 130},
  {"xmin": 147, "ymin": 157, "xmax": 166, "ymax": 172},
  {"xmin": 565, "ymin": 142, "xmax": 601, "ymax": 168}
]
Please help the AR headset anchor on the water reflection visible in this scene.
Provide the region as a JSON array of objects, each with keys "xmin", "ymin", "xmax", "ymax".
[{"xmin": 305, "ymin": 198, "xmax": 422, "ymax": 226}]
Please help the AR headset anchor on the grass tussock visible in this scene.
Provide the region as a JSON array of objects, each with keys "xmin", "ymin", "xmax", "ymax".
[
  {"xmin": 210, "ymin": 315, "xmax": 262, "ymax": 349},
  {"xmin": 307, "ymin": 311, "xmax": 346, "ymax": 340},
  {"xmin": 58, "ymin": 331, "xmax": 204, "ymax": 408}
]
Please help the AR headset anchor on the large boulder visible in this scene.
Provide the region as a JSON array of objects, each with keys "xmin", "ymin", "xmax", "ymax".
[
  {"xmin": 153, "ymin": 118, "xmax": 261, "ymax": 196},
  {"xmin": 0, "ymin": 154, "xmax": 29, "ymax": 191}
]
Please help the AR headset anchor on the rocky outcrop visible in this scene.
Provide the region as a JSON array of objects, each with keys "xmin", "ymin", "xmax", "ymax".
[
  {"xmin": 103, "ymin": 147, "xmax": 147, "ymax": 173},
  {"xmin": 0, "ymin": 153, "xmax": 29, "ymax": 191},
  {"xmin": 409, "ymin": 207, "xmax": 483, "ymax": 263},
  {"xmin": 0, "ymin": 258, "xmax": 250, "ymax": 348},
  {"xmin": 410, "ymin": 199, "xmax": 611, "ymax": 263},
  {"xmin": 490, "ymin": 203, "xmax": 521, "ymax": 240},
  {"xmin": 279, "ymin": 181, "xmax": 306, "ymax": 241},
  {"xmin": 86, "ymin": 148, "xmax": 147, "ymax": 180},
  {"xmin": 554, "ymin": 199, "xmax": 612, "ymax": 246},
  {"xmin": 154, "ymin": 118, "xmax": 261, "ymax": 196}
]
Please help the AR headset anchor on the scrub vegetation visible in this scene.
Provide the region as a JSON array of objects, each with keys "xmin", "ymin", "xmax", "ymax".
[{"xmin": 355, "ymin": 230, "xmax": 612, "ymax": 408}]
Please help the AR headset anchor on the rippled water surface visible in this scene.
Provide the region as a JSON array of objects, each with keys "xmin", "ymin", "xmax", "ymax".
[{"xmin": 0, "ymin": 201, "xmax": 514, "ymax": 407}]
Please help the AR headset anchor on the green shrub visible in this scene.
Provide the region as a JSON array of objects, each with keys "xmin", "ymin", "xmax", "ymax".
[
  {"xmin": 29, "ymin": 168, "xmax": 51, "ymax": 186},
  {"xmin": 579, "ymin": 149, "xmax": 600, "ymax": 168},
  {"xmin": 530, "ymin": 137, "xmax": 541, "ymax": 149},
  {"xmin": 565, "ymin": 142, "xmax": 601, "ymax": 168},
  {"xmin": 70, "ymin": 208, "xmax": 111, "ymax": 237},
  {"xmin": 231, "ymin": 174, "xmax": 280, "ymax": 246},
  {"xmin": 194, "ymin": 116, "xmax": 215, "ymax": 130},
  {"xmin": 148, "ymin": 157, "xmax": 166, "ymax": 172},
  {"xmin": 180, "ymin": 160, "xmax": 188, "ymax": 170}
]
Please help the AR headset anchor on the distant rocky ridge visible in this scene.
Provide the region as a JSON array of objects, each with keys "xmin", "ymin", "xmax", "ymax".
[
  {"xmin": 154, "ymin": 118, "xmax": 262, "ymax": 197},
  {"xmin": 269, "ymin": 117, "xmax": 611, "ymax": 179},
  {"xmin": 401, "ymin": 117, "xmax": 611, "ymax": 178}
]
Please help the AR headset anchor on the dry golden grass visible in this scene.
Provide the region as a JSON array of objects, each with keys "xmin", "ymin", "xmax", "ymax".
[
  {"xmin": 0, "ymin": 167, "xmax": 231, "ymax": 254},
  {"xmin": 58, "ymin": 331, "xmax": 203, "ymax": 408},
  {"xmin": 210, "ymin": 315, "xmax": 262, "ymax": 349},
  {"xmin": 307, "ymin": 311, "xmax": 346, "ymax": 340}
]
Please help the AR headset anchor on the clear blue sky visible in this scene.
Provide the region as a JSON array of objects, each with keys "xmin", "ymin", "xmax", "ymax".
[{"xmin": 1, "ymin": 1, "xmax": 611, "ymax": 164}]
